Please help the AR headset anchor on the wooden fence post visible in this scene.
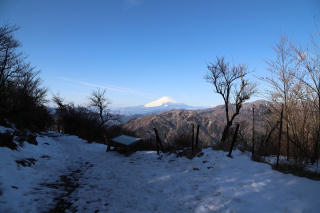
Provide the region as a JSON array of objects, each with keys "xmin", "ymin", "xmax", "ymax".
[
  {"xmin": 195, "ymin": 124, "xmax": 200, "ymax": 148},
  {"xmin": 191, "ymin": 124, "xmax": 195, "ymax": 155},
  {"xmin": 105, "ymin": 135, "xmax": 111, "ymax": 152},
  {"xmin": 228, "ymin": 123, "xmax": 240, "ymax": 158},
  {"xmin": 154, "ymin": 128, "xmax": 163, "ymax": 155}
]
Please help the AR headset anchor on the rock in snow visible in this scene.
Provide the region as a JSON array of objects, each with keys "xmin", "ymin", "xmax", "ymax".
[{"xmin": 0, "ymin": 127, "xmax": 320, "ymax": 212}]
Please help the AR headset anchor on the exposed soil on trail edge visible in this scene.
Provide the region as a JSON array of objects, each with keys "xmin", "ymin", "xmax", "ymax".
[{"xmin": 43, "ymin": 162, "xmax": 93, "ymax": 213}]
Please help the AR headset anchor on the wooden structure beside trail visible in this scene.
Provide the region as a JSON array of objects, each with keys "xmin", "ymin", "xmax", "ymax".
[{"xmin": 106, "ymin": 135, "xmax": 142, "ymax": 153}]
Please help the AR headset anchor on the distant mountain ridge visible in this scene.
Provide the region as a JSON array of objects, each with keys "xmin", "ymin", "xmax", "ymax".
[
  {"xmin": 122, "ymin": 100, "xmax": 269, "ymax": 146},
  {"xmin": 113, "ymin": 97, "xmax": 206, "ymax": 122}
]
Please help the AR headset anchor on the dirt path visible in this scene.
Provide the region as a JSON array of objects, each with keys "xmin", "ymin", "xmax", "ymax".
[{"xmin": 36, "ymin": 161, "xmax": 94, "ymax": 213}]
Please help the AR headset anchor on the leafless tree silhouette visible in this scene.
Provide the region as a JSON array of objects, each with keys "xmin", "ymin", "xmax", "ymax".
[
  {"xmin": 205, "ymin": 57, "xmax": 256, "ymax": 144},
  {"xmin": 89, "ymin": 89, "xmax": 115, "ymax": 127}
]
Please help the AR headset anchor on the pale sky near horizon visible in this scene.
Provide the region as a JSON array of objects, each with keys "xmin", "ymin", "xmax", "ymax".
[{"xmin": 1, "ymin": 0, "xmax": 319, "ymax": 107}]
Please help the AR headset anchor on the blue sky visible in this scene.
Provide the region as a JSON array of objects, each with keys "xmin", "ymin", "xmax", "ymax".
[{"xmin": 1, "ymin": 0, "xmax": 319, "ymax": 107}]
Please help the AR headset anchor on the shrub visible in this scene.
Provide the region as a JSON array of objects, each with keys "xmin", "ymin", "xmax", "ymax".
[
  {"xmin": 54, "ymin": 103, "xmax": 105, "ymax": 142},
  {"xmin": 0, "ymin": 132, "xmax": 17, "ymax": 150},
  {"xmin": 105, "ymin": 125, "xmax": 137, "ymax": 140},
  {"xmin": 172, "ymin": 133, "xmax": 192, "ymax": 150},
  {"xmin": 272, "ymin": 163, "xmax": 320, "ymax": 180},
  {"xmin": 134, "ymin": 139, "xmax": 157, "ymax": 151}
]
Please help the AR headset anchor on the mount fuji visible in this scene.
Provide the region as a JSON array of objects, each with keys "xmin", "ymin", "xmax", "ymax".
[
  {"xmin": 144, "ymin": 96, "xmax": 178, "ymax": 108},
  {"xmin": 113, "ymin": 96, "xmax": 205, "ymax": 122}
]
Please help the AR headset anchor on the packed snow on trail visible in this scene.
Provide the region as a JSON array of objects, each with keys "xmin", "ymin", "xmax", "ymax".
[{"xmin": 1, "ymin": 127, "xmax": 320, "ymax": 213}]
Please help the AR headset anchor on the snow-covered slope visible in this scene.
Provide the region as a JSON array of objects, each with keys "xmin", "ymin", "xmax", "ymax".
[
  {"xmin": 1, "ymin": 128, "xmax": 320, "ymax": 212},
  {"xmin": 144, "ymin": 96, "xmax": 177, "ymax": 107}
]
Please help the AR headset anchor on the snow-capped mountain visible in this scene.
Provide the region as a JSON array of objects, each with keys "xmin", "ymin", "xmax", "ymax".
[
  {"xmin": 112, "ymin": 97, "xmax": 205, "ymax": 122},
  {"xmin": 144, "ymin": 96, "xmax": 177, "ymax": 107}
]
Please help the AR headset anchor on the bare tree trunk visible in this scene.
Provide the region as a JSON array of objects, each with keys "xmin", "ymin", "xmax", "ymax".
[
  {"xmin": 252, "ymin": 105, "xmax": 255, "ymax": 159},
  {"xmin": 195, "ymin": 124, "xmax": 200, "ymax": 148},
  {"xmin": 286, "ymin": 123, "xmax": 289, "ymax": 161},
  {"xmin": 154, "ymin": 128, "xmax": 163, "ymax": 155},
  {"xmin": 277, "ymin": 105, "xmax": 284, "ymax": 167},
  {"xmin": 316, "ymin": 104, "xmax": 320, "ymax": 166},
  {"xmin": 228, "ymin": 123, "xmax": 240, "ymax": 158},
  {"xmin": 191, "ymin": 124, "xmax": 194, "ymax": 155},
  {"xmin": 156, "ymin": 143, "xmax": 160, "ymax": 155},
  {"xmin": 221, "ymin": 121, "xmax": 232, "ymax": 144},
  {"xmin": 316, "ymin": 132, "xmax": 319, "ymax": 167},
  {"xmin": 261, "ymin": 124, "xmax": 277, "ymax": 153},
  {"xmin": 294, "ymin": 142, "xmax": 298, "ymax": 164},
  {"xmin": 314, "ymin": 129, "xmax": 319, "ymax": 166}
]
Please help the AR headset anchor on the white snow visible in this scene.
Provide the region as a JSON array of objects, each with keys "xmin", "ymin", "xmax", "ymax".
[
  {"xmin": 1, "ymin": 127, "xmax": 320, "ymax": 212},
  {"xmin": 144, "ymin": 96, "xmax": 177, "ymax": 108},
  {"xmin": 0, "ymin": 126, "xmax": 14, "ymax": 134}
]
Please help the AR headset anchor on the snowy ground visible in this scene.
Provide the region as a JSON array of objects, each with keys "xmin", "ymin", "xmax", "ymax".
[{"xmin": 1, "ymin": 128, "xmax": 320, "ymax": 212}]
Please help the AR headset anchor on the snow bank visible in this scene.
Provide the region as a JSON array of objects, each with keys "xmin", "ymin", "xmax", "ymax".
[{"xmin": 0, "ymin": 128, "xmax": 320, "ymax": 212}]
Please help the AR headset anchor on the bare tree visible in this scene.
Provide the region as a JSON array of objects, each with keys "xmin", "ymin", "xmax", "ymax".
[
  {"xmin": 52, "ymin": 95, "xmax": 65, "ymax": 109},
  {"xmin": 276, "ymin": 104, "xmax": 284, "ymax": 167},
  {"xmin": 89, "ymin": 89, "xmax": 113, "ymax": 127},
  {"xmin": 0, "ymin": 25, "xmax": 23, "ymax": 89},
  {"xmin": 0, "ymin": 24, "xmax": 50, "ymax": 130},
  {"xmin": 263, "ymin": 35, "xmax": 320, "ymax": 164},
  {"xmin": 265, "ymin": 36, "xmax": 296, "ymax": 160},
  {"xmin": 205, "ymin": 57, "xmax": 256, "ymax": 144},
  {"xmin": 52, "ymin": 95, "xmax": 67, "ymax": 133},
  {"xmin": 0, "ymin": 25, "xmax": 47, "ymax": 104},
  {"xmin": 293, "ymin": 36, "xmax": 320, "ymax": 163}
]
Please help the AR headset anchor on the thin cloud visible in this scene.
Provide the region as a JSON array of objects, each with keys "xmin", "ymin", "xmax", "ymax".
[
  {"xmin": 126, "ymin": 0, "xmax": 143, "ymax": 5},
  {"xmin": 124, "ymin": 0, "xmax": 143, "ymax": 9},
  {"xmin": 59, "ymin": 77, "xmax": 155, "ymax": 99}
]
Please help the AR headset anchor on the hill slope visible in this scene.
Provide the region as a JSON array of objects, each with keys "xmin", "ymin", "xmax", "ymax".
[{"xmin": 122, "ymin": 100, "xmax": 269, "ymax": 145}]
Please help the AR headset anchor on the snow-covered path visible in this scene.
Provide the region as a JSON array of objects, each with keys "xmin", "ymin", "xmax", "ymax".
[{"xmin": 1, "ymin": 131, "xmax": 320, "ymax": 212}]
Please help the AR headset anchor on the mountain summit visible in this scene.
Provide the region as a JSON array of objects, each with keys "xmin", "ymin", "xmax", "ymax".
[
  {"xmin": 144, "ymin": 96, "xmax": 177, "ymax": 108},
  {"xmin": 114, "ymin": 97, "xmax": 206, "ymax": 122}
]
